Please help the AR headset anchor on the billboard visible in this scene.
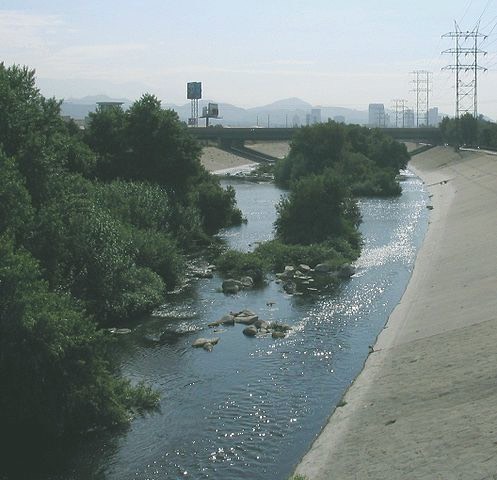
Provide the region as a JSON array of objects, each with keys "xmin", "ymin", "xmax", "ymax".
[
  {"xmin": 208, "ymin": 103, "xmax": 219, "ymax": 117},
  {"xmin": 187, "ymin": 82, "xmax": 202, "ymax": 100}
]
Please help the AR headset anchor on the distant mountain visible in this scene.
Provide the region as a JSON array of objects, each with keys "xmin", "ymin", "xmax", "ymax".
[
  {"xmin": 61, "ymin": 95, "xmax": 370, "ymax": 126},
  {"xmin": 61, "ymin": 95, "xmax": 133, "ymax": 119},
  {"xmin": 65, "ymin": 94, "xmax": 131, "ymax": 105},
  {"xmin": 249, "ymin": 97, "xmax": 313, "ymax": 111}
]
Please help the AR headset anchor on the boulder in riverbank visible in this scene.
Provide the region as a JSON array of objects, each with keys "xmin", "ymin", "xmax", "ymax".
[
  {"xmin": 338, "ymin": 263, "xmax": 356, "ymax": 279},
  {"xmin": 314, "ymin": 263, "xmax": 332, "ymax": 273}
]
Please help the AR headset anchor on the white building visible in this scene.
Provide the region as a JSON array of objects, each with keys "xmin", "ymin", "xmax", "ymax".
[
  {"xmin": 96, "ymin": 101, "xmax": 124, "ymax": 112},
  {"xmin": 428, "ymin": 107, "xmax": 440, "ymax": 126}
]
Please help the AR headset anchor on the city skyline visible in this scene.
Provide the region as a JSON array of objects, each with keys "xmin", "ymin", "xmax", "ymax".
[{"xmin": 2, "ymin": 0, "xmax": 497, "ymax": 119}]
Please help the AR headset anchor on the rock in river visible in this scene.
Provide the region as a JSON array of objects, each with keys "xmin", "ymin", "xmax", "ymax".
[
  {"xmin": 222, "ymin": 279, "xmax": 242, "ymax": 294},
  {"xmin": 243, "ymin": 326, "xmax": 258, "ymax": 336},
  {"xmin": 192, "ymin": 337, "xmax": 220, "ymax": 350},
  {"xmin": 235, "ymin": 313, "xmax": 259, "ymax": 325},
  {"xmin": 208, "ymin": 314, "xmax": 235, "ymax": 327},
  {"xmin": 240, "ymin": 276, "xmax": 254, "ymax": 288}
]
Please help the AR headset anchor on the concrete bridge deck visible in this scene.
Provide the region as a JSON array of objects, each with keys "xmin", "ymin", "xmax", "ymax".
[{"xmin": 189, "ymin": 126, "xmax": 442, "ymax": 145}]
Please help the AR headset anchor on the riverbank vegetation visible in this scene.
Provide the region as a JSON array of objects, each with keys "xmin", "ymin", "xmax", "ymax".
[
  {"xmin": 217, "ymin": 123, "xmax": 408, "ymax": 287},
  {"xmin": 440, "ymin": 113, "xmax": 497, "ymax": 150},
  {"xmin": 0, "ymin": 64, "xmax": 242, "ymax": 463}
]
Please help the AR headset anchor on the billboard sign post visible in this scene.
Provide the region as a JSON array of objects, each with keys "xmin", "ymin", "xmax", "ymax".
[{"xmin": 187, "ymin": 82, "xmax": 202, "ymax": 126}]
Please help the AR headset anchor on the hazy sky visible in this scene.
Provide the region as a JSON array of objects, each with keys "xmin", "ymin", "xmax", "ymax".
[{"xmin": 2, "ymin": 0, "xmax": 497, "ymax": 118}]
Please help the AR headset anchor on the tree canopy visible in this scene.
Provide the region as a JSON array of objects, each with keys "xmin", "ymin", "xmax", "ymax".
[
  {"xmin": 440, "ymin": 113, "xmax": 497, "ymax": 150},
  {"xmin": 274, "ymin": 121, "xmax": 408, "ymax": 196}
]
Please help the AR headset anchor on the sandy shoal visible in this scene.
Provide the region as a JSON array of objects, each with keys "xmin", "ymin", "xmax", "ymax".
[
  {"xmin": 295, "ymin": 146, "xmax": 497, "ymax": 479},
  {"xmin": 200, "ymin": 146, "xmax": 255, "ymax": 173},
  {"xmin": 244, "ymin": 141, "xmax": 290, "ymax": 159},
  {"xmin": 403, "ymin": 141, "xmax": 423, "ymax": 152}
]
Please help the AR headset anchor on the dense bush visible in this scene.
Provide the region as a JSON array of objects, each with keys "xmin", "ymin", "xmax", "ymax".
[
  {"xmin": 194, "ymin": 176, "xmax": 243, "ymax": 234},
  {"xmin": 93, "ymin": 180, "xmax": 173, "ymax": 231},
  {"xmin": 275, "ymin": 121, "xmax": 408, "ymax": 196},
  {"xmin": 254, "ymin": 239, "xmax": 358, "ymax": 272},
  {"xmin": 275, "ymin": 171, "xmax": 361, "ymax": 246},
  {"xmin": 130, "ymin": 228, "xmax": 184, "ymax": 290},
  {"xmin": 216, "ymin": 249, "xmax": 266, "ymax": 285},
  {"xmin": 0, "ymin": 237, "xmax": 159, "ymax": 451},
  {"xmin": 31, "ymin": 194, "xmax": 166, "ymax": 323}
]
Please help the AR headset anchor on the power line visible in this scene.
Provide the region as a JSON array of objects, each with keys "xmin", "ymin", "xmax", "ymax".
[
  {"xmin": 473, "ymin": 0, "xmax": 493, "ymax": 29},
  {"xmin": 480, "ymin": 13, "xmax": 497, "ymax": 31},
  {"xmin": 442, "ymin": 21, "xmax": 488, "ymax": 118},
  {"xmin": 410, "ymin": 70, "xmax": 432, "ymax": 127},
  {"xmin": 459, "ymin": 0, "xmax": 475, "ymax": 24},
  {"xmin": 391, "ymin": 99, "xmax": 408, "ymax": 127}
]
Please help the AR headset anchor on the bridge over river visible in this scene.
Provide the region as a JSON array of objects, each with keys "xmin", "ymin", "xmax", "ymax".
[
  {"xmin": 190, "ymin": 126, "xmax": 442, "ymax": 162},
  {"xmin": 189, "ymin": 126, "xmax": 442, "ymax": 146}
]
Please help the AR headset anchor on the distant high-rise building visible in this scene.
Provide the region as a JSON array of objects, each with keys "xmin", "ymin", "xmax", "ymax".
[
  {"xmin": 333, "ymin": 115, "xmax": 345, "ymax": 123},
  {"xmin": 292, "ymin": 114, "xmax": 300, "ymax": 127},
  {"xmin": 310, "ymin": 108, "xmax": 321, "ymax": 125},
  {"xmin": 428, "ymin": 107, "xmax": 439, "ymax": 126},
  {"xmin": 404, "ymin": 109, "xmax": 415, "ymax": 128},
  {"xmin": 368, "ymin": 104, "xmax": 385, "ymax": 127}
]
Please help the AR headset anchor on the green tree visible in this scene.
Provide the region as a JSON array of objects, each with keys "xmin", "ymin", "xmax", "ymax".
[
  {"xmin": 275, "ymin": 122, "xmax": 346, "ymax": 187},
  {"xmin": 0, "ymin": 237, "xmax": 158, "ymax": 456},
  {"xmin": 194, "ymin": 175, "xmax": 243, "ymax": 234},
  {"xmin": 0, "ymin": 151, "xmax": 34, "ymax": 243},
  {"xmin": 459, "ymin": 113, "xmax": 478, "ymax": 146},
  {"xmin": 275, "ymin": 122, "xmax": 407, "ymax": 196},
  {"xmin": 479, "ymin": 120, "xmax": 497, "ymax": 149},
  {"xmin": 85, "ymin": 104, "xmax": 127, "ymax": 180},
  {"xmin": 275, "ymin": 170, "xmax": 360, "ymax": 245},
  {"xmin": 125, "ymin": 94, "xmax": 202, "ymax": 191},
  {"xmin": 32, "ymin": 195, "xmax": 165, "ymax": 322},
  {"xmin": 0, "ymin": 64, "xmax": 64, "ymax": 158}
]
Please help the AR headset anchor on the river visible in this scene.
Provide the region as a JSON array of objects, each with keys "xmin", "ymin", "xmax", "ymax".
[{"xmin": 43, "ymin": 173, "xmax": 428, "ymax": 480}]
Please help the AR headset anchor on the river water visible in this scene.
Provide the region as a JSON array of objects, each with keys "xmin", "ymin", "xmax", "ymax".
[{"xmin": 44, "ymin": 173, "xmax": 428, "ymax": 480}]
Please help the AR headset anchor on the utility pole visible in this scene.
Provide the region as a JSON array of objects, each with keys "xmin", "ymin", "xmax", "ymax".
[
  {"xmin": 410, "ymin": 70, "xmax": 432, "ymax": 127},
  {"xmin": 442, "ymin": 21, "xmax": 487, "ymax": 118},
  {"xmin": 392, "ymin": 99, "xmax": 408, "ymax": 128}
]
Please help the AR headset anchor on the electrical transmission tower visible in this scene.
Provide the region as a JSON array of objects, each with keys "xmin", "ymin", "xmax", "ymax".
[
  {"xmin": 392, "ymin": 99, "xmax": 408, "ymax": 127},
  {"xmin": 410, "ymin": 70, "xmax": 432, "ymax": 127},
  {"xmin": 442, "ymin": 21, "xmax": 487, "ymax": 118}
]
